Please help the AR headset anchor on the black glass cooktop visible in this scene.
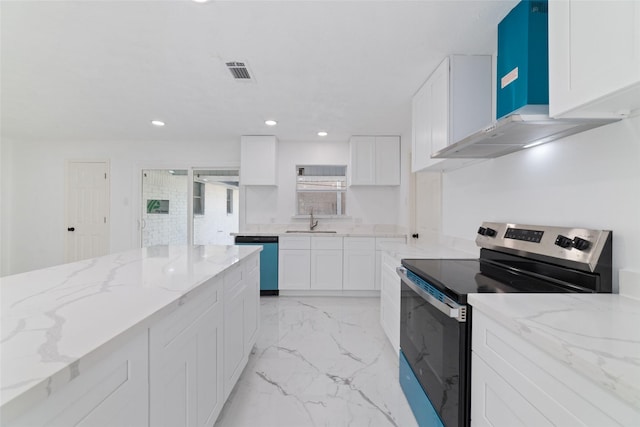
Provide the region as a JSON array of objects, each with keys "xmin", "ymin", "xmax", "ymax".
[{"xmin": 401, "ymin": 258, "xmax": 581, "ymax": 304}]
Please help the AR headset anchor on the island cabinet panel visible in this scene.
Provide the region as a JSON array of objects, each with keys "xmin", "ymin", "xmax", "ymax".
[
  {"xmin": 5, "ymin": 330, "xmax": 149, "ymax": 427},
  {"xmin": 223, "ymin": 253, "xmax": 261, "ymax": 399},
  {"xmin": 471, "ymin": 310, "xmax": 637, "ymax": 427},
  {"xmin": 244, "ymin": 256, "xmax": 260, "ymax": 354},
  {"xmin": 150, "ymin": 278, "xmax": 224, "ymax": 427}
]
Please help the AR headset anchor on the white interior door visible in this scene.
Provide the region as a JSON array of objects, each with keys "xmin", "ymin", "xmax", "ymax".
[{"xmin": 65, "ymin": 160, "xmax": 110, "ymax": 262}]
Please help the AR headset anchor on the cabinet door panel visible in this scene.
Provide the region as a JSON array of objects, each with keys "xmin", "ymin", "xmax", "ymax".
[
  {"xmin": 343, "ymin": 252, "xmax": 375, "ymax": 290},
  {"xmin": 350, "ymin": 136, "xmax": 376, "ymax": 185},
  {"xmin": 223, "ymin": 287, "xmax": 245, "ymax": 397},
  {"xmin": 244, "ymin": 270, "xmax": 260, "ymax": 351},
  {"xmin": 150, "ymin": 283, "xmax": 223, "ymax": 427},
  {"xmin": 471, "ymin": 353, "xmax": 551, "ymax": 427},
  {"xmin": 549, "ymin": 1, "xmax": 640, "ymax": 117},
  {"xmin": 375, "ymin": 136, "xmax": 400, "ymax": 185},
  {"xmin": 8, "ymin": 331, "xmax": 149, "ymax": 427},
  {"xmin": 240, "ymin": 136, "xmax": 278, "ymax": 185},
  {"xmin": 197, "ymin": 305, "xmax": 224, "ymax": 427},
  {"xmin": 311, "ymin": 250, "xmax": 343, "ymax": 290},
  {"xmin": 278, "ymin": 249, "xmax": 311, "ymax": 290}
]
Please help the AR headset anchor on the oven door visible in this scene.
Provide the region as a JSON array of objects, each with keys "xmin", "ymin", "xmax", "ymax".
[{"xmin": 398, "ymin": 267, "xmax": 470, "ymax": 427}]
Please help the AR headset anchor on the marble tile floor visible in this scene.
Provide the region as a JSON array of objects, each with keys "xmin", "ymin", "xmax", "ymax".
[{"xmin": 214, "ymin": 296, "xmax": 418, "ymax": 427}]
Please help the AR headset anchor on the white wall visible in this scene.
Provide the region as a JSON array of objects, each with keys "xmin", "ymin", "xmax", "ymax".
[
  {"xmin": 243, "ymin": 139, "xmax": 401, "ymax": 227},
  {"xmin": 442, "ymin": 115, "xmax": 640, "ymax": 289},
  {"xmin": 4, "ymin": 139, "xmax": 239, "ymax": 275}
]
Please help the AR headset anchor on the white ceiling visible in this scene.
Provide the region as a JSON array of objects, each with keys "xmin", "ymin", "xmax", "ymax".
[{"xmin": 1, "ymin": 0, "xmax": 516, "ymax": 143}]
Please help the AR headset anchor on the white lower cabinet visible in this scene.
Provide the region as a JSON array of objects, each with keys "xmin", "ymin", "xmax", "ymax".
[
  {"xmin": 280, "ymin": 235, "xmax": 404, "ymax": 293},
  {"xmin": 6, "ymin": 330, "xmax": 149, "ymax": 427},
  {"xmin": 374, "ymin": 237, "xmax": 406, "ymax": 290},
  {"xmin": 311, "ymin": 236, "xmax": 343, "ymax": 290},
  {"xmin": 471, "ymin": 310, "xmax": 638, "ymax": 427},
  {"xmin": 150, "ymin": 279, "xmax": 224, "ymax": 427},
  {"xmin": 379, "ymin": 252, "xmax": 400, "ymax": 356},
  {"xmin": 279, "ymin": 249, "xmax": 311, "ymax": 290},
  {"xmin": 279, "ymin": 236, "xmax": 311, "ymax": 290},
  {"xmin": 343, "ymin": 237, "xmax": 375, "ymax": 290}
]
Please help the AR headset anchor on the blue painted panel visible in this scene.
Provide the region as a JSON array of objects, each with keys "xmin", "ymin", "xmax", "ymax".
[
  {"xmin": 399, "ymin": 350, "xmax": 445, "ymax": 427},
  {"xmin": 497, "ymin": 0, "xmax": 548, "ymax": 119},
  {"xmin": 259, "ymin": 242, "xmax": 278, "ymax": 291}
]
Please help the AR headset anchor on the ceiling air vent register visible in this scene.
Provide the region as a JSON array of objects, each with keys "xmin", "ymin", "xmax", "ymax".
[{"xmin": 225, "ymin": 62, "xmax": 252, "ymax": 80}]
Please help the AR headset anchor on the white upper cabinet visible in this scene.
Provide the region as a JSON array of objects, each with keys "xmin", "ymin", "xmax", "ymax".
[
  {"xmin": 240, "ymin": 135, "xmax": 278, "ymax": 186},
  {"xmin": 349, "ymin": 136, "xmax": 400, "ymax": 186},
  {"xmin": 549, "ymin": 1, "xmax": 640, "ymax": 118},
  {"xmin": 412, "ymin": 55, "xmax": 492, "ymax": 172}
]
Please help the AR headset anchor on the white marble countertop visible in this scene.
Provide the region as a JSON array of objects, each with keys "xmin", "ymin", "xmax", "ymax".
[
  {"xmin": 378, "ymin": 241, "xmax": 479, "ymax": 262},
  {"xmin": 0, "ymin": 245, "xmax": 261, "ymax": 415},
  {"xmin": 232, "ymin": 231, "xmax": 406, "ymax": 238},
  {"xmin": 468, "ymin": 293, "xmax": 640, "ymax": 411}
]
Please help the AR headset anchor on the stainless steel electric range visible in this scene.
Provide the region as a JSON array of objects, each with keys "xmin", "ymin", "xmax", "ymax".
[{"xmin": 397, "ymin": 222, "xmax": 612, "ymax": 427}]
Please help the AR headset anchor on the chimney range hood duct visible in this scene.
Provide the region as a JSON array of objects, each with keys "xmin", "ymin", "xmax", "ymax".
[{"xmin": 433, "ymin": 0, "xmax": 619, "ymax": 160}]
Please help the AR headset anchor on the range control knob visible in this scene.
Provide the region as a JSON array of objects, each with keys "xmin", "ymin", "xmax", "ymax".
[
  {"xmin": 477, "ymin": 227, "xmax": 487, "ymax": 236},
  {"xmin": 572, "ymin": 237, "xmax": 591, "ymax": 251},
  {"xmin": 485, "ymin": 227, "xmax": 497, "ymax": 237},
  {"xmin": 555, "ymin": 235, "xmax": 573, "ymax": 249}
]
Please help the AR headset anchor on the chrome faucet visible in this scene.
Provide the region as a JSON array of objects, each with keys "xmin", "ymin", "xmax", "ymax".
[{"xmin": 309, "ymin": 208, "xmax": 318, "ymax": 230}]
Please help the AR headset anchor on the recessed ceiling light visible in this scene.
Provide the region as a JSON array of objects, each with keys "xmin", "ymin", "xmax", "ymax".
[
  {"xmin": 265, "ymin": 120, "xmax": 277, "ymax": 126},
  {"xmin": 317, "ymin": 131, "xmax": 328, "ymax": 137},
  {"xmin": 192, "ymin": 0, "xmax": 209, "ymax": 3},
  {"xmin": 151, "ymin": 120, "xmax": 165, "ymax": 127}
]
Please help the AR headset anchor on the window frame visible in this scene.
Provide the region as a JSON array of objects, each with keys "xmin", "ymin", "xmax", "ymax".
[
  {"xmin": 193, "ymin": 181, "xmax": 205, "ymax": 216},
  {"xmin": 295, "ymin": 165, "xmax": 347, "ymax": 217}
]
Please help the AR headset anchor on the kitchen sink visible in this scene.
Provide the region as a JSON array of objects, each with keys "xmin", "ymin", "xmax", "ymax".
[{"xmin": 285, "ymin": 230, "xmax": 337, "ymax": 234}]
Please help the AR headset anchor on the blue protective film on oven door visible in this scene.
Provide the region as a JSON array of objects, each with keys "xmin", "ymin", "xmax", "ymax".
[{"xmin": 399, "ymin": 350, "xmax": 445, "ymax": 427}]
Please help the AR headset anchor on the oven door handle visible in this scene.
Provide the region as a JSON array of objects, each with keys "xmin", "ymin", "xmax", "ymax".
[{"xmin": 397, "ymin": 267, "xmax": 467, "ymax": 322}]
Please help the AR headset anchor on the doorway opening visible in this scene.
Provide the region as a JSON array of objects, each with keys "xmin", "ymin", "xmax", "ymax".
[{"xmin": 140, "ymin": 168, "xmax": 239, "ymax": 247}]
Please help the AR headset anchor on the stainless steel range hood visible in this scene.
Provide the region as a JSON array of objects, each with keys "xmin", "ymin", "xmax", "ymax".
[{"xmin": 432, "ymin": 109, "xmax": 619, "ymax": 159}]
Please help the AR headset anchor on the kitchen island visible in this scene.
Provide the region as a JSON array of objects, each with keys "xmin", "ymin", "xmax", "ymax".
[{"xmin": 1, "ymin": 244, "xmax": 261, "ymax": 426}]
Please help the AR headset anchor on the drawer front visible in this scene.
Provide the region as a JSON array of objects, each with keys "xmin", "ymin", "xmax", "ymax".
[
  {"xmin": 279, "ymin": 236, "xmax": 311, "ymax": 250},
  {"xmin": 311, "ymin": 236, "xmax": 343, "ymax": 250},
  {"xmin": 344, "ymin": 237, "xmax": 375, "ymax": 252},
  {"xmin": 375, "ymin": 237, "xmax": 406, "ymax": 251}
]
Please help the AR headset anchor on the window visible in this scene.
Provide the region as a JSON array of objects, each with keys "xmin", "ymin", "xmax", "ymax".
[
  {"xmin": 193, "ymin": 181, "xmax": 204, "ymax": 215},
  {"xmin": 296, "ymin": 165, "xmax": 347, "ymax": 216},
  {"xmin": 226, "ymin": 188, "xmax": 233, "ymax": 214}
]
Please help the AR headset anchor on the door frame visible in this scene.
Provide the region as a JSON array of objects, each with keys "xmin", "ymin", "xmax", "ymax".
[
  {"xmin": 64, "ymin": 159, "xmax": 111, "ymax": 262},
  {"xmin": 133, "ymin": 162, "xmax": 240, "ymax": 248}
]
